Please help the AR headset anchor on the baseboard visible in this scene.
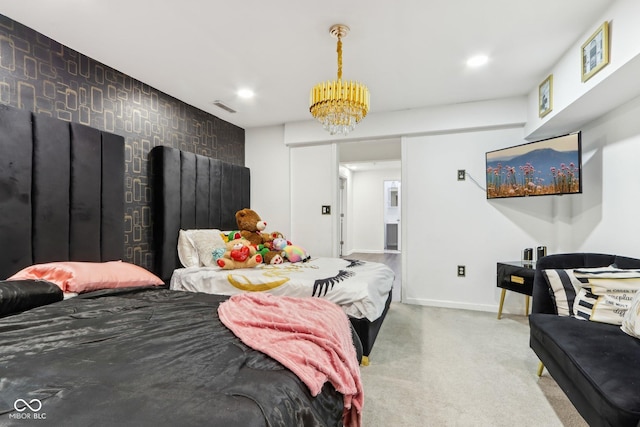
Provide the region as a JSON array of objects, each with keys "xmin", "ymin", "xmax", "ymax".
[
  {"xmin": 348, "ymin": 249, "xmax": 386, "ymax": 254},
  {"xmin": 402, "ymin": 297, "xmax": 499, "ymax": 314}
]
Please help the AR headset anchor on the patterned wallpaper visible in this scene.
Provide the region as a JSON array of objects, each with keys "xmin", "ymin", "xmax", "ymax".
[{"xmin": 0, "ymin": 14, "xmax": 245, "ymax": 270}]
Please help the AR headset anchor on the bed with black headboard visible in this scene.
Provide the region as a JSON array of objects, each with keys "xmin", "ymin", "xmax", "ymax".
[
  {"xmin": 150, "ymin": 145, "xmax": 251, "ymax": 283},
  {"xmin": 0, "ymin": 105, "xmax": 124, "ymax": 276},
  {"xmin": 150, "ymin": 145, "xmax": 394, "ymax": 363},
  {"xmin": 0, "ymin": 106, "xmax": 357, "ymax": 426}
]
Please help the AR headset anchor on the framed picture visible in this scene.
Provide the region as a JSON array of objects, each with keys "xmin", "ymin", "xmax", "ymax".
[
  {"xmin": 581, "ymin": 21, "xmax": 609, "ymax": 82},
  {"xmin": 538, "ymin": 74, "xmax": 553, "ymax": 118}
]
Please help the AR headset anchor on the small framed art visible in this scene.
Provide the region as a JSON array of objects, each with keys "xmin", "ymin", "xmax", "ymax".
[
  {"xmin": 538, "ymin": 74, "xmax": 553, "ymax": 118},
  {"xmin": 581, "ymin": 21, "xmax": 609, "ymax": 82}
]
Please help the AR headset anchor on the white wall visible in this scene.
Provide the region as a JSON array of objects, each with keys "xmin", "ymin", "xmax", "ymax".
[
  {"xmin": 247, "ymin": 135, "xmax": 339, "ymax": 257},
  {"xmin": 525, "ymin": 0, "xmax": 640, "ymax": 140},
  {"xmin": 570, "ymin": 95, "xmax": 640, "ymax": 257},
  {"xmin": 349, "ymin": 168, "xmax": 401, "ymax": 253},
  {"xmin": 245, "ymin": 125, "xmax": 291, "ymax": 237},
  {"xmin": 402, "ymin": 127, "xmax": 555, "ymax": 312}
]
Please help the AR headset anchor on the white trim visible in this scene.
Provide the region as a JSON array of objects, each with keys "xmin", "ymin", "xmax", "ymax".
[
  {"xmin": 348, "ymin": 249, "xmax": 386, "ymax": 254},
  {"xmin": 402, "ymin": 298, "xmax": 499, "ymax": 314}
]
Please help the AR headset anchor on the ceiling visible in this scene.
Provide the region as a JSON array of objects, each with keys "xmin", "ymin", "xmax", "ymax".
[{"xmin": 0, "ymin": 0, "xmax": 616, "ymax": 133}]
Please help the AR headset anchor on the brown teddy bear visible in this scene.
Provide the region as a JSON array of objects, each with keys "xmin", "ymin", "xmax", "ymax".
[
  {"xmin": 216, "ymin": 239, "xmax": 262, "ymax": 270},
  {"xmin": 235, "ymin": 208, "xmax": 284, "ymax": 265}
]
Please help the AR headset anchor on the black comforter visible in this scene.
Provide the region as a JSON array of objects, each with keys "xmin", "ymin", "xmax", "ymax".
[{"xmin": 0, "ymin": 287, "xmax": 343, "ymax": 426}]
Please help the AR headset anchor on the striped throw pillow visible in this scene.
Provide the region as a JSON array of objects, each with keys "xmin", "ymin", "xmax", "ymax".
[{"xmin": 542, "ymin": 269, "xmax": 585, "ymax": 316}]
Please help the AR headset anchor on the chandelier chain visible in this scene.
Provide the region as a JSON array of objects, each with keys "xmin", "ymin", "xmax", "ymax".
[{"xmin": 337, "ymin": 38, "xmax": 343, "ymax": 81}]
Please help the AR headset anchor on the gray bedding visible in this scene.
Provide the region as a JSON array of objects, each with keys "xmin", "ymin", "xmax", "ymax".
[{"xmin": 0, "ymin": 287, "xmax": 343, "ymax": 426}]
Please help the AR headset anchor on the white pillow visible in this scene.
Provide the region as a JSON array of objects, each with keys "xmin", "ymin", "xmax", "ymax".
[
  {"xmin": 573, "ymin": 287, "xmax": 635, "ymax": 325},
  {"xmin": 572, "ymin": 267, "xmax": 640, "ymax": 325},
  {"xmin": 177, "ymin": 229, "xmax": 226, "ymax": 268},
  {"xmin": 621, "ymin": 289, "xmax": 640, "ymax": 339}
]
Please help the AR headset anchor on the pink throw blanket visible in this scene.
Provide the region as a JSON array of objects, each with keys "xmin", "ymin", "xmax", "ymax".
[{"xmin": 218, "ymin": 293, "xmax": 363, "ymax": 427}]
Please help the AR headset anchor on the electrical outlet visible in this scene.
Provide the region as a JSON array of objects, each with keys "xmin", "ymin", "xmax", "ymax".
[
  {"xmin": 457, "ymin": 169, "xmax": 466, "ymax": 181},
  {"xmin": 457, "ymin": 265, "xmax": 466, "ymax": 277}
]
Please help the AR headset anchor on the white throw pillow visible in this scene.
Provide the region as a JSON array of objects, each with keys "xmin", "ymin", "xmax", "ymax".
[
  {"xmin": 573, "ymin": 287, "xmax": 636, "ymax": 325},
  {"xmin": 177, "ymin": 229, "xmax": 226, "ymax": 268},
  {"xmin": 621, "ymin": 289, "xmax": 640, "ymax": 339},
  {"xmin": 572, "ymin": 267, "xmax": 640, "ymax": 325}
]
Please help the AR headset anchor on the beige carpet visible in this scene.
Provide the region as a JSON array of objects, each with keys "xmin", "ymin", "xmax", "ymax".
[{"xmin": 360, "ymin": 303, "xmax": 588, "ymax": 426}]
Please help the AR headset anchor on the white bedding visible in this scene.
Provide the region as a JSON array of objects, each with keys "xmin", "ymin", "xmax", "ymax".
[{"xmin": 170, "ymin": 257, "xmax": 394, "ymax": 321}]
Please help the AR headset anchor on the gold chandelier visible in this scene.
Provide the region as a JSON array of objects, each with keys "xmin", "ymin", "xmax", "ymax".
[{"xmin": 309, "ymin": 24, "xmax": 370, "ymax": 136}]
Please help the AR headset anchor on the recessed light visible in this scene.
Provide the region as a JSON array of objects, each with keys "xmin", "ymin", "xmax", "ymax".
[
  {"xmin": 237, "ymin": 88, "xmax": 255, "ymax": 99},
  {"xmin": 466, "ymin": 55, "xmax": 489, "ymax": 68}
]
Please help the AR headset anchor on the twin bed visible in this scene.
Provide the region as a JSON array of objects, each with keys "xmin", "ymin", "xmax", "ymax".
[
  {"xmin": 0, "ymin": 106, "xmax": 393, "ymax": 425},
  {"xmin": 150, "ymin": 146, "xmax": 394, "ymax": 361}
]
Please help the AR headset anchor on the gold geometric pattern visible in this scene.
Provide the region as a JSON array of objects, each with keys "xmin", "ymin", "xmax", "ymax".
[{"xmin": 0, "ymin": 14, "xmax": 245, "ymax": 270}]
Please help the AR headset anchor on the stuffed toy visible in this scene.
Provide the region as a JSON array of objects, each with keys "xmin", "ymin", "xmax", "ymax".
[
  {"xmin": 271, "ymin": 237, "xmax": 310, "ymax": 263},
  {"xmin": 216, "ymin": 239, "xmax": 263, "ymax": 270},
  {"xmin": 271, "ymin": 237, "xmax": 288, "ymax": 251},
  {"xmin": 235, "ymin": 208, "xmax": 283, "ymax": 264},
  {"xmin": 221, "ymin": 230, "xmax": 242, "ymax": 243},
  {"xmin": 262, "ymin": 231, "xmax": 286, "ymax": 250}
]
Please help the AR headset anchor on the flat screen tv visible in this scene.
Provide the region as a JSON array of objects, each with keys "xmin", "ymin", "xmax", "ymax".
[{"xmin": 485, "ymin": 131, "xmax": 582, "ymax": 199}]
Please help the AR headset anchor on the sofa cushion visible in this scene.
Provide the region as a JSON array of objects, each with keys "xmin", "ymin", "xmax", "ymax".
[{"xmin": 530, "ymin": 313, "xmax": 640, "ymax": 426}]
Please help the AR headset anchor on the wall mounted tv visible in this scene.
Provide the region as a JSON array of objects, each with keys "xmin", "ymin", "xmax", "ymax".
[{"xmin": 485, "ymin": 131, "xmax": 582, "ymax": 199}]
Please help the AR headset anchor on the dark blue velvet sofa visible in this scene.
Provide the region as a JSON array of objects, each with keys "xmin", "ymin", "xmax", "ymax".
[{"xmin": 529, "ymin": 253, "xmax": 640, "ymax": 427}]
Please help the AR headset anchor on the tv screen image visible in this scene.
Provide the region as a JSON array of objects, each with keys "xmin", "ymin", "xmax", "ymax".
[{"xmin": 485, "ymin": 132, "xmax": 582, "ymax": 199}]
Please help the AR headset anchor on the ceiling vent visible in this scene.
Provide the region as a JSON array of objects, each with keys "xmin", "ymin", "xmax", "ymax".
[{"xmin": 212, "ymin": 100, "xmax": 236, "ymax": 113}]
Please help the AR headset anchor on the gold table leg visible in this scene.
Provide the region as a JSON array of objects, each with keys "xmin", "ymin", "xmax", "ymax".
[
  {"xmin": 497, "ymin": 288, "xmax": 506, "ymax": 319},
  {"xmin": 525, "ymin": 295, "xmax": 530, "ymax": 316},
  {"xmin": 537, "ymin": 361, "xmax": 544, "ymax": 377}
]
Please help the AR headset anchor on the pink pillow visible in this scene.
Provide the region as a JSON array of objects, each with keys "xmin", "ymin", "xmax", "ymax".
[{"xmin": 8, "ymin": 261, "xmax": 164, "ymax": 293}]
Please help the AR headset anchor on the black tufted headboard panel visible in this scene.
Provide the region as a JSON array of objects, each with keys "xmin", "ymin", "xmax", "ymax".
[
  {"xmin": 150, "ymin": 146, "xmax": 250, "ymax": 283},
  {"xmin": 0, "ymin": 105, "xmax": 125, "ymax": 279}
]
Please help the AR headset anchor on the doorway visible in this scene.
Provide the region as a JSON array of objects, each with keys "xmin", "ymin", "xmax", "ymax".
[{"xmin": 383, "ymin": 180, "xmax": 401, "ymax": 252}]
